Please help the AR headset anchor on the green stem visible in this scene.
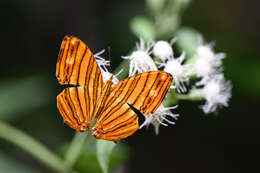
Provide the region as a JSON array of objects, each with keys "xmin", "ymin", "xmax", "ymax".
[
  {"xmin": 0, "ymin": 120, "xmax": 77, "ymax": 173},
  {"xmin": 113, "ymin": 59, "xmax": 129, "ymax": 80},
  {"xmin": 176, "ymin": 94, "xmax": 191, "ymax": 100},
  {"xmin": 176, "ymin": 89, "xmax": 205, "ymax": 101},
  {"xmin": 64, "ymin": 132, "xmax": 89, "ymax": 171},
  {"xmin": 163, "ymin": 90, "xmax": 179, "ymax": 107}
]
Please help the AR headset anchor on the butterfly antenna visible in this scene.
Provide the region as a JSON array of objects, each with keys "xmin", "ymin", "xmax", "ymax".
[{"xmin": 107, "ymin": 46, "xmax": 112, "ymax": 73}]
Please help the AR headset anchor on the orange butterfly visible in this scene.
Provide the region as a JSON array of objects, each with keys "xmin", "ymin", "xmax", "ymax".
[{"xmin": 56, "ymin": 36, "xmax": 172, "ymax": 142}]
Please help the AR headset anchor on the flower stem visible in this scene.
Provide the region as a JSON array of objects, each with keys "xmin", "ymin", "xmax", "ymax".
[
  {"xmin": 64, "ymin": 132, "xmax": 89, "ymax": 171},
  {"xmin": 163, "ymin": 90, "xmax": 179, "ymax": 107},
  {"xmin": 176, "ymin": 89, "xmax": 205, "ymax": 101},
  {"xmin": 175, "ymin": 94, "xmax": 191, "ymax": 100},
  {"xmin": 113, "ymin": 59, "xmax": 129, "ymax": 80},
  {"xmin": 0, "ymin": 120, "xmax": 77, "ymax": 173}
]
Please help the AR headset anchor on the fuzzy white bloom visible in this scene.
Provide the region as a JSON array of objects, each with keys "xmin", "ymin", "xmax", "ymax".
[
  {"xmin": 122, "ymin": 38, "xmax": 157, "ymax": 76},
  {"xmin": 153, "ymin": 40, "xmax": 173, "ymax": 61},
  {"xmin": 94, "ymin": 49, "xmax": 110, "ymax": 72},
  {"xmin": 201, "ymin": 74, "xmax": 232, "ymax": 114},
  {"xmin": 193, "ymin": 43, "xmax": 226, "ymax": 83},
  {"xmin": 140, "ymin": 105, "xmax": 178, "ymax": 135},
  {"xmin": 162, "ymin": 52, "xmax": 191, "ymax": 93},
  {"xmin": 152, "ymin": 38, "xmax": 176, "ymax": 62},
  {"xmin": 102, "ymin": 71, "xmax": 119, "ymax": 85},
  {"xmin": 94, "ymin": 50, "xmax": 119, "ymax": 85}
]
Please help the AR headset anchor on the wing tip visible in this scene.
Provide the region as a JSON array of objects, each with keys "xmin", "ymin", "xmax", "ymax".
[
  {"xmin": 63, "ymin": 35, "xmax": 75, "ymax": 40},
  {"xmin": 63, "ymin": 35, "xmax": 81, "ymax": 42}
]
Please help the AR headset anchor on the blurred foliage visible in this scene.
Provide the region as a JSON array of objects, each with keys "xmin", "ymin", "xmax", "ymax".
[
  {"xmin": 96, "ymin": 140, "xmax": 116, "ymax": 173},
  {"xmin": 58, "ymin": 140, "xmax": 130, "ymax": 173},
  {"xmin": 0, "ymin": 0, "xmax": 260, "ymax": 173},
  {"xmin": 0, "ymin": 152, "xmax": 39, "ymax": 173},
  {"xmin": 0, "ymin": 75, "xmax": 53, "ymax": 120},
  {"xmin": 0, "ymin": 121, "xmax": 69, "ymax": 173},
  {"xmin": 64, "ymin": 132, "xmax": 89, "ymax": 172},
  {"xmin": 130, "ymin": 16, "xmax": 156, "ymax": 41},
  {"xmin": 175, "ymin": 27, "xmax": 200, "ymax": 58}
]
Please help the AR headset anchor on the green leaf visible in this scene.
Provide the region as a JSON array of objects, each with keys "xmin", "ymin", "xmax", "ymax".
[
  {"xmin": 175, "ymin": 27, "xmax": 200, "ymax": 58},
  {"xmin": 96, "ymin": 140, "xmax": 116, "ymax": 173},
  {"xmin": 130, "ymin": 16, "xmax": 156, "ymax": 41}
]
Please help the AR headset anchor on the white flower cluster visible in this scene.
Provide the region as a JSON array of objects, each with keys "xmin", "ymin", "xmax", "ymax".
[
  {"xmin": 94, "ymin": 36, "xmax": 232, "ymax": 134},
  {"xmin": 122, "ymin": 38, "xmax": 157, "ymax": 76},
  {"xmin": 200, "ymin": 74, "xmax": 231, "ymax": 114},
  {"xmin": 190, "ymin": 39, "xmax": 232, "ymax": 114},
  {"xmin": 122, "ymin": 39, "xmax": 181, "ymax": 133},
  {"xmin": 122, "ymin": 37, "xmax": 231, "ymax": 133}
]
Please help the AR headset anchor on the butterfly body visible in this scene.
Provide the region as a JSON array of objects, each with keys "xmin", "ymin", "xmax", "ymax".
[
  {"xmin": 56, "ymin": 36, "xmax": 173, "ymax": 142},
  {"xmin": 92, "ymin": 77, "xmax": 113, "ymax": 120}
]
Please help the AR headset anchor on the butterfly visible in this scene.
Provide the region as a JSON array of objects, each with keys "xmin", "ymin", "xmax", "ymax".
[{"xmin": 56, "ymin": 36, "xmax": 173, "ymax": 142}]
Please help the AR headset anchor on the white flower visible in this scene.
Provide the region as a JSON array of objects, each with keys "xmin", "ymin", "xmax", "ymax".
[
  {"xmin": 101, "ymin": 71, "xmax": 120, "ymax": 85},
  {"xmin": 99, "ymin": 64, "xmax": 121, "ymax": 86},
  {"xmin": 140, "ymin": 105, "xmax": 178, "ymax": 135},
  {"xmin": 94, "ymin": 49, "xmax": 119, "ymax": 85},
  {"xmin": 94, "ymin": 49, "xmax": 110, "ymax": 72},
  {"xmin": 201, "ymin": 74, "xmax": 232, "ymax": 114},
  {"xmin": 193, "ymin": 43, "xmax": 226, "ymax": 83},
  {"xmin": 122, "ymin": 38, "xmax": 157, "ymax": 76},
  {"xmin": 162, "ymin": 52, "xmax": 191, "ymax": 93},
  {"xmin": 153, "ymin": 38, "xmax": 176, "ymax": 62}
]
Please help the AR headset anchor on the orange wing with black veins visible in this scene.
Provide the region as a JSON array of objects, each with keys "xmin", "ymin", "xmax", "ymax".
[
  {"xmin": 56, "ymin": 36, "xmax": 104, "ymax": 131},
  {"xmin": 93, "ymin": 71, "xmax": 172, "ymax": 141}
]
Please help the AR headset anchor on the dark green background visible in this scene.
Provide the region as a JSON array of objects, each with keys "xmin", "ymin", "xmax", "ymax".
[{"xmin": 1, "ymin": 0, "xmax": 259, "ymax": 172}]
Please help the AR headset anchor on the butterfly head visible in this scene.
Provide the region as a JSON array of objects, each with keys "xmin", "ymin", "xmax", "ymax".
[{"xmin": 77, "ymin": 122, "xmax": 90, "ymax": 132}]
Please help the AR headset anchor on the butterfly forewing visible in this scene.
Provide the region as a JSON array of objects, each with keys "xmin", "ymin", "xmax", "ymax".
[
  {"xmin": 93, "ymin": 71, "xmax": 173, "ymax": 141},
  {"xmin": 56, "ymin": 36, "xmax": 104, "ymax": 132}
]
